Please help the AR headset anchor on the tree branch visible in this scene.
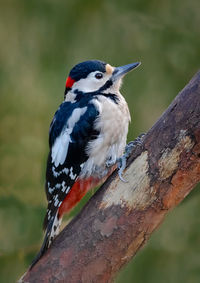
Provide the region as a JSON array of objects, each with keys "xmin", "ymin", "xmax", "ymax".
[{"xmin": 20, "ymin": 71, "xmax": 200, "ymax": 283}]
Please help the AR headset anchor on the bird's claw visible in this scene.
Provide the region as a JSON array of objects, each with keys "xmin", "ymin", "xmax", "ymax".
[
  {"xmin": 106, "ymin": 157, "xmax": 115, "ymax": 168},
  {"xmin": 118, "ymin": 154, "xmax": 128, "ymax": 182},
  {"xmin": 117, "ymin": 133, "xmax": 146, "ymax": 182}
]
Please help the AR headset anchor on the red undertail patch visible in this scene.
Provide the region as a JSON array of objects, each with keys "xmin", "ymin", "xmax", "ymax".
[{"xmin": 58, "ymin": 177, "xmax": 100, "ymax": 216}]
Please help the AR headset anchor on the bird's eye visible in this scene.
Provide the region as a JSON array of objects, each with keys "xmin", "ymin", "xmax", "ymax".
[{"xmin": 95, "ymin": 73, "xmax": 103, "ymax": 79}]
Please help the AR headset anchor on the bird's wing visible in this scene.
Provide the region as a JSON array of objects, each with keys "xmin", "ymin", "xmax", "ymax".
[{"xmin": 44, "ymin": 100, "xmax": 99, "ymax": 229}]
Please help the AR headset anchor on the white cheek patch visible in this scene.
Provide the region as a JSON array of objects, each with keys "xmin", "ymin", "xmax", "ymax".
[
  {"xmin": 51, "ymin": 107, "xmax": 87, "ymax": 167},
  {"xmin": 72, "ymin": 71, "xmax": 110, "ymax": 93}
]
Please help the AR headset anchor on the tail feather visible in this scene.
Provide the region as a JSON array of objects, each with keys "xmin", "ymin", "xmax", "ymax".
[{"xmin": 30, "ymin": 212, "xmax": 62, "ymax": 269}]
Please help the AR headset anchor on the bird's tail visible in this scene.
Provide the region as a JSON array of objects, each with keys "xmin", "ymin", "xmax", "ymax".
[{"xmin": 30, "ymin": 211, "xmax": 62, "ymax": 269}]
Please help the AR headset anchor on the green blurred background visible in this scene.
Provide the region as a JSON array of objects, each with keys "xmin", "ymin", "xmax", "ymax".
[{"xmin": 0, "ymin": 0, "xmax": 200, "ymax": 282}]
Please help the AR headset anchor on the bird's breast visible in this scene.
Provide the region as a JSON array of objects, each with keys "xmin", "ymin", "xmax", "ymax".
[{"xmin": 80, "ymin": 94, "xmax": 130, "ymax": 178}]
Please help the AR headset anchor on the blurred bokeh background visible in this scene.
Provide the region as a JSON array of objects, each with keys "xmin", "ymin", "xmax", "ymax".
[{"xmin": 0, "ymin": 0, "xmax": 200, "ymax": 282}]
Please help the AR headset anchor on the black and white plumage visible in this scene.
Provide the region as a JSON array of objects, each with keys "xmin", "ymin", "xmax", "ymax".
[{"xmin": 31, "ymin": 60, "xmax": 140, "ymax": 268}]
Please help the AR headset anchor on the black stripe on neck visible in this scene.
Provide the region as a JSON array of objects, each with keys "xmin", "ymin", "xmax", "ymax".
[
  {"xmin": 100, "ymin": 92, "xmax": 119, "ymax": 104},
  {"xmin": 73, "ymin": 89, "xmax": 119, "ymax": 104},
  {"xmin": 98, "ymin": 79, "xmax": 113, "ymax": 92}
]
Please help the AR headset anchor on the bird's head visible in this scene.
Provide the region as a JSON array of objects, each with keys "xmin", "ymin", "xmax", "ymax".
[{"xmin": 64, "ymin": 60, "xmax": 140, "ymax": 100}]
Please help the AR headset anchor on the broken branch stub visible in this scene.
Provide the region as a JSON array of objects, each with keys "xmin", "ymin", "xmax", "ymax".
[{"xmin": 20, "ymin": 71, "xmax": 200, "ymax": 283}]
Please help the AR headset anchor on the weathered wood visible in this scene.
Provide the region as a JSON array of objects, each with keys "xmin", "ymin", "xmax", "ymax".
[{"xmin": 20, "ymin": 71, "xmax": 200, "ymax": 283}]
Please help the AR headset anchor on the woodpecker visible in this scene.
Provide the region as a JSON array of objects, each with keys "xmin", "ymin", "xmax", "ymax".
[{"xmin": 31, "ymin": 59, "xmax": 140, "ymax": 267}]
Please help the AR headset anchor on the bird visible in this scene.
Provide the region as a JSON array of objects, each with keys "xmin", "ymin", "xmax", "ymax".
[{"xmin": 31, "ymin": 59, "xmax": 140, "ymax": 268}]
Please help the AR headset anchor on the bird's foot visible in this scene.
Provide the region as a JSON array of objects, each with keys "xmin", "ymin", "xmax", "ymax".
[
  {"xmin": 118, "ymin": 133, "xmax": 146, "ymax": 182},
  {"xmin": 106, "ymin": 156, "xmax": 116, "ymax": 167}
]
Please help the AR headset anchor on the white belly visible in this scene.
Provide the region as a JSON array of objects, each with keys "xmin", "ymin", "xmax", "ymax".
[{"xmin": 80, "ymin": 94, "xmax": 130, "ymax": 178}]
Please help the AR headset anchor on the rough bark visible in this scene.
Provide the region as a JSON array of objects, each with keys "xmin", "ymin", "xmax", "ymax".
[{"xmin": 20, "ymin": 71, "xmax": 200, "ymax": 283}]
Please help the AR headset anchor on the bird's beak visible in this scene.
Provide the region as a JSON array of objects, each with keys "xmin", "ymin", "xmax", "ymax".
[{"xmin": 112, "ymin": 62, "xmax": 141, "ymax": 81}]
